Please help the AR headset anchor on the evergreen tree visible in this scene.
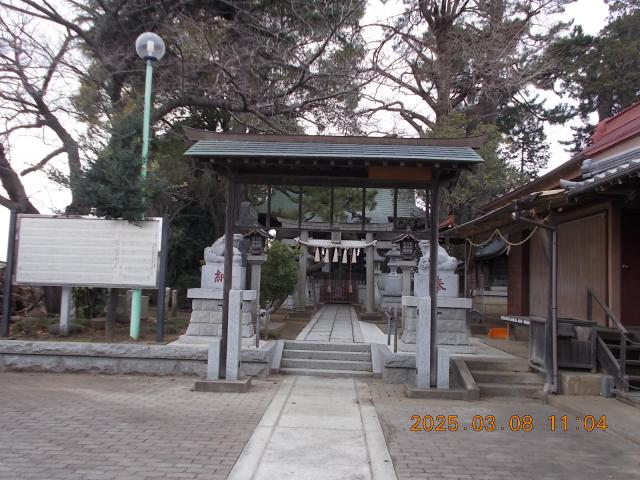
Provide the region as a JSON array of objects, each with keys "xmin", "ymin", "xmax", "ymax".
[
  {"xmin": 76, "ymin": 114, "xmax": 146, "ymax": 220},
  {"xmin": 545, "ymin": 7, "xmax": 640, "ymax": 151}
]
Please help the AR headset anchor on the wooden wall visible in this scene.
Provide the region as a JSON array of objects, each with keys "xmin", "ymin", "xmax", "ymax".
[
  {"xmin": 529, "ymin": 230, "xmax": 550, "ymax": 317},
  {"xmin": 528, "ymin": 211, "xmax": 608, "ymax": 324},
  {"xmin": 557, "ymin": 213, "xmax": 607, "ymax": 324}
]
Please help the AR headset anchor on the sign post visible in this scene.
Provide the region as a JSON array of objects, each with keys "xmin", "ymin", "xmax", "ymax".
[
  {"xmin": 11, "ymin": 215, "xmax": 165, "ymax": 340},
  {"xmin": 1, "ymin": 210, "xmax": 17, "ymax": 337}
]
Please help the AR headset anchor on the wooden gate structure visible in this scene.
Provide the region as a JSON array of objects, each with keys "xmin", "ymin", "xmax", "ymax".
[{"xmin": 183, "ymin": 130, "xmax": 484, "ymax": 387}]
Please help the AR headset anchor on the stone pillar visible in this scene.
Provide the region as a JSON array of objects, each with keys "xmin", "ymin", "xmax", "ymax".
[
  {"xmin": 374, "ymin": 250, "xmax": 385, "ymax": 306},
  {"xmin": 247, "ymin": 254, "xmax": 267, "ymax": 316},
  {"xmin": 416, "ymin": 296, "xmax": 432, "ymax": 389},
  {"xmin": 295, "ymin": 231, "xmax": 308, "ymax": 311},
  {"xmin": 399, "ymin": 259, "xmax": 417, "ymax": 325},
  {"xmin": 226, "ymin": 289, "xmax": 256, "ymax": 381},
  {"xmin": 59, "ymin": 286, "xmax": 74, "ymax": 337},
  {"xmin": 382, "ymin": 244, "xmax": 402, "ymax": 310},
  {"xmin": 207, "ymin": 339, "xmax": 220, "ymax": 380},
  {"xmin": 399, "ymin": 262, "xmax": 415, "ymax": 296},
  {"xmin": 365, "ymin": 232, "xmax": 375, "ymax": 313},
  {"xmin": 400, "ymin": 295, "xmax": 418, "ymax": 343},
  {"xmin": 227, "ymin": 290, "xmax": 242, "ymax": 381}
]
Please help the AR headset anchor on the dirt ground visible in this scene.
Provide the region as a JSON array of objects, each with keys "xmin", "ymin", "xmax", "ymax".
[
  {"xmin": 6, "ymin": 309, "xmax": 190, "ymax": 344},
  {"xmin": 8, "ymin": 307, "xmax": 314, "ymax": 344}
]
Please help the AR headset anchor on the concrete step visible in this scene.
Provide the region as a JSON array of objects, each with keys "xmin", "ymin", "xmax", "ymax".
[
  {"xmin": 473, "ymin": 370, "xmax": 545, "ymax": 386},
  {"xmin": 281, "ymin": 358, "xmax": 372, "ymax": 372},
  {"xmin": 478, "ymin": 382, "xmax": 544, "ymax": 399},
  {"xmin": 284, "ymin": 341, "xmax": 370, "ymax": 353},
  {"xmin": 607, "ymin": 343, "xmax": 640, "ymax": 351},
  {"xmin": 283, "ymin": 349, "xmax": 371, "ymax": 362},
  {"xmin": 465, "ymin": 359, "xmax": 530, "ymax": 372},
  {"xmin": 280, "ymin": 367, "xmax": 373, "ymax": 378}
]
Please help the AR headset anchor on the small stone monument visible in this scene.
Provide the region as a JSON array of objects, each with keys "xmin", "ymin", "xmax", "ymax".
[
  {"xmin": 405, "ymin": 240, "xmax": 471, "ymax": 346},
  {"xmin": 175, "ymin": 234, "xmax": 255, "ymax": 346}
]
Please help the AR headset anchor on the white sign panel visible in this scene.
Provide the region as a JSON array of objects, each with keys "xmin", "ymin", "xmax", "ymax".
[{"xmin": 14, "ymin": 216, "xmax": 163, "ymax": 288}]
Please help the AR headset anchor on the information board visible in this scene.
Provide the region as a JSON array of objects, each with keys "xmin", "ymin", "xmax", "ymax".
[{"xmin": 14, "ymin": 215, "xmax": 163, "ymax": 288}]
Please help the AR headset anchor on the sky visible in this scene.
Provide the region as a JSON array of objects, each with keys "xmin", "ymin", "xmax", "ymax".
[{"xmin": 0, "ymin": 0, "xmax": 611, "ymax": 261}]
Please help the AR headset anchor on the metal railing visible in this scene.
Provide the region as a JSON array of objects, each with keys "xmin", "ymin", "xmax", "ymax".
[
  {"xmin": 587, "ymin": 288, "xmax": 639, "ymax": 392},
  {"xmin": 384, "ymin": 306, "xmax": 398, "ymax": 353}
]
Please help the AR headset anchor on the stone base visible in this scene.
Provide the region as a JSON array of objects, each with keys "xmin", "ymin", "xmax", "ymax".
[
  {"xmin": 558, "ymin": 371, "xmax": 604, "ymax": 395},
  {"xmin": 183, "ymin": 289, "xmax": 255, "ymax": 343},
  {"xmin": 381, "ymin": 296, "xmax": 402, "ymax": 312},
  {"xmin": 194, "ymin": 377, "xmax": 251, "ymax": 393},
  {"xmin": 400, "ymin": 329, "xmax": 415, "ymax": 343},
  {"xmin": 359, "ymin": 312, "xmax": 385, "ymax": 323},
  {"xmin": 172, "ymin": 334, "xmax": 256, "ymax": 348},
  {"xmin": 404, "ymin": 383, "xmax": 475, "ymax": 400}
]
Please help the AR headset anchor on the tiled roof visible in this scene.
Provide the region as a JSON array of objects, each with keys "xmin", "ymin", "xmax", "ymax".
[
  {"xmin": 562, "ymin": 147, "xmax": 640, "ymax": 195},
  {"xmin": 582, "ymin": 102, "xmax": 640, "ymax": 158},
  {"xmin": 185, "ymin": 140, "xmax": 483, "ymax": 163}
]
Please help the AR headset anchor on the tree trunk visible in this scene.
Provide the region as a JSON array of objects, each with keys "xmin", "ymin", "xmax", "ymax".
[
  {"xmin": 43, "ymin": 286, "xmax": 61, "ymax": 313},
  {"xmin": 0, "ymin": 145, "xmax": 62, "ymax": 313},
  {"xmin": 0, "ymin": 145, "xmax": 38, "ymax": 214},
  {"xmin": 105, "ymin": 288, "xmax": 119, "ymax": 339}
]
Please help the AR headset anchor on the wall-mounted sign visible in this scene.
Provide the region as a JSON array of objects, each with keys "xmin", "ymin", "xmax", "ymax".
[{"xmin": 14, "ymin": 215, "xmax": 163, "ymax": 288}]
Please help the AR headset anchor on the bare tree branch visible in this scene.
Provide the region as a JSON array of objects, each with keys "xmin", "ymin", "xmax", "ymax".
[{"xmin": 20, "ymin": 146, "xmax": 65, "ymax": 175}]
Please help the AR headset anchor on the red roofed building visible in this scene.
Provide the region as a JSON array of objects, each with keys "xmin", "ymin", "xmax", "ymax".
[{"xmin": 450, "ymin": 102, "xmax": 640, "ymax": 394}]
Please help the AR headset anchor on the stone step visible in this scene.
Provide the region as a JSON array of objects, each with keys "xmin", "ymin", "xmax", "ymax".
[
  {"xmin": 478, "ymin": 382, "xmax": 544, "ymax": 399},
  {"xmin": 280, "ymin": 367, "xmax": 373, "ymax": 378},
  {"xmin": 284, "ymin": 341, "xmax": 371, "ymax": 353},
  {"xmin": 283, "ymin": 349, "xmax": 371, "ymax": 362},
  {"xmin": 281, "ymin": 358, "xmax": 372, "ymax": 372},
  {"xmin": 465, "ymin": 359, "xmax": 530, "ymax": 372},
  {"xmin": 607, "ymin": 343, "xmax": 640, "ymax": 351},
  {"xmin": 473, "ymin": 370, "xmax": 545, "ymax": 386}
]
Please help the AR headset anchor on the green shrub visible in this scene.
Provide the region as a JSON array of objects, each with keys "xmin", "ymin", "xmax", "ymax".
[{"xmin": 260, "ymin": 240, "xmax": 298, "ymax": 312}]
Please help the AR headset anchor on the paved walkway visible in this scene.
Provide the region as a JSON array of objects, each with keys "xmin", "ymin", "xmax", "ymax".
[
  {"xmin": 368, "ymin": 380, "xmax": 640, "ymax": 480},
  {"xmin": 228, "ymin": 375, "xmax": 396, "ymax": 480},
  {"xmin": 0, "ymin": 372, "xmax": 278, "ymax": 480},
  {"xmin": 296, "ymin": 305, "xmax": 364, "ymax": 343}
]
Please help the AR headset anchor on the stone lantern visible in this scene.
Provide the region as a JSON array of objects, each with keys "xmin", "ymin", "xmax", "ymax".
[
  {"xmin": 393, "ymin": 230, "xmax": 418, "ymax": 260},
  {"xmin": 244, "ymin": 228, "xmax": 271, "ymax": 256},
  {"xmin": 243, "ymin": 228, "xmax": 272, "ymax": 326}
]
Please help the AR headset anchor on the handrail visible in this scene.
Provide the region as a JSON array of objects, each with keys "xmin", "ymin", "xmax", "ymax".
[
  {"xmin": 587, "ymin": 288, "xmax": 628, "ymax": 334},
  {"xmin": 588, "ymin": 288, "xmax": 631, "ymax": 392}
]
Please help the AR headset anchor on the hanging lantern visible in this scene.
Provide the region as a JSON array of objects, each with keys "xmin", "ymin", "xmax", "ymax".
[
  {"xmin": 323, "ymin": 248, "xmax": 330, "ymax": 263},
  {"xmin": 342, "ymin": 249, "xmax": 348, "ymax": 263},
  {"xmin": 351, "ymin": 248, "xmax": 357, "ymax": 263},
  {"xmin": 314, "ymin": 247, "xmax": 320, "ymax": 262},
  {"xmin": 393, "ymin": 229, "xmax": 418, "ymax": 260},
  {"xmin": 332, "ymin": 248, "xmax": 339, "ymax": 263}
]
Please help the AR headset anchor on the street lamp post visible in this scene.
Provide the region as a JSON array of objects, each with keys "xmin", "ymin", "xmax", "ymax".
[{"xmin": 130, "ymin": 32, "xmax": 166, "ymax": 340}]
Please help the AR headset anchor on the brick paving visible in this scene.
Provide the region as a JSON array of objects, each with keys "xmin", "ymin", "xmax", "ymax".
[
  {"xmin": 368, "ymin": 380, "xmax": 640, "ymax": 480},
  {"xmin": 0, "ymin": 372, "xmax": 279, "ymax": 480}
]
